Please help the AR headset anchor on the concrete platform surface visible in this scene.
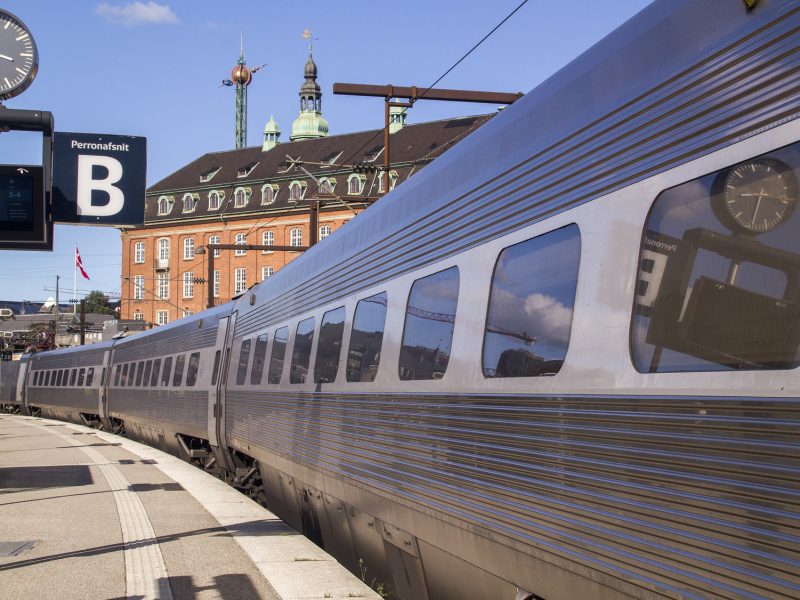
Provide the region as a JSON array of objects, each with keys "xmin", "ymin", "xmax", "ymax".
[{"xmin": 0, "ymin": 414, "xmax": 380, "ymax": 600}]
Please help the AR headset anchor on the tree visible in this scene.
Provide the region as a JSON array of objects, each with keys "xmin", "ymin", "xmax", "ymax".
[{"xmin": 84, "ymin": 290, "xmax": 115, "ymax": 315}]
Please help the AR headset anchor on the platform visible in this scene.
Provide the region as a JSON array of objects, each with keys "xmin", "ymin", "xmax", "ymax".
[{"xmin": 0, "ymin": 413, "xmax": 379, "ymax": 600}]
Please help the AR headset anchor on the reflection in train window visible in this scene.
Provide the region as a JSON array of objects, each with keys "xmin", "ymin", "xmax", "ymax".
[
  {"xmin": 142, "ymin": 361, "xmax": 152, "ymax": 387},
  {"xmin": 113, "ymin": 366, "xmax": 121, "ymax": 387},
  {"xmin": 60, "ymin": 370, "xmax": 67, "ymax": 386},
  {"xmin": 86, "ymin": 367, "xmax": 94, "ymax": 387},
  {"xmin": 236, "ymin": 339, "xmax": 252, "ymax": 385},
  {"xmin": 161, "ymin": 356, "xmax": 173, "ymax": 386},
  {"xmin": 77, "ymin": 368, "xmax": 86, "ymax": 386},
  {"xmin": 347, "ymin": 292, "xmax": 388, "ymax": 382},
  {"xmin": 268, "ymin": 327, "xmax": 289, "ymax": 384},
  {"xmin": 251, "ymin": 334, "xmax": 269, "ymax": 385},
  {"xmin": 121, "ymin": 364, "xmax": 129, "ymax": 386},
  {"xmin": 55, "ymin": 370, "xmax": 63, "ymax": 386},
  {"xmin": 45, "ymin": 371, "xmax": 51, "ymax": 386},
  {"xmin": 151, "ymin": 359, "xmax": 161, "ymax": 387},
  {"xmin": 173, "ymin": 355, "xmax": 186, "ymax": 386},
  {"xmin": 632, "ymin": 144, "xmax": 800, "ymax": 372},
  {"xmin": 399, "ymin": 267, "xmax": 460, "ymax": 380},
  {"xmin": 186, "ymin": 352, "xmax": 200, "ymax": 386},
  {"xmin": 211, "ymin": 351, "xmax": 221, "ymax": 386},
  {"xmin": 483, "ymin": 225, "xmax": 581, "ymax": 378},
  {"xmin": 70, "ymin": 369, "xmax": 77, "ymax": 386},
  {"xmin": 314, "ymin": 307, "xmax": 345, "ymax": 383},
  {"xmin": 135, "ymin": 362, "xmax": 145, "ymax": 386},
  {"xmin": 290, "ymin": 317, "xmax": 315, "ymax": 384}
]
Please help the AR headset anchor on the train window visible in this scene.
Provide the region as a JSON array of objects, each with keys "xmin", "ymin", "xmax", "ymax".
[
  {"xmin": 632, "ymin": 144, "xmax": 800, "ymax": 372},
  {"xmin": 121, "ymin": 364, "xmax": 129, "ymax": 386},
  {"xmin": 290, "ymin": 317, "xmax": 315, "ymax": 384},
  {"xmin": 250, "ymin": 334, "xmax": 269, "ymax": 385},
  {"xmin": 186, "ymin": 352, "xmax": 200, "ymax": 386},
  {"xmin": 399, "ymin": 267, "xmax": 460, "ymax": 380},
  {"xmin": 142, "ymin": 361, "xmax": 152, "ymax": 387},
  {"xmin": 211, "ymin": 351, "xmax": 222, "ymax": 386},
  {"xmin": 173, "ymin": 355, "xmax": 186, "ymax": 386},
  {"xmin": 32, "ymin": 372, "xmax": 38, "ymax": 386},
  {"xmin": 101, "ymin": 368, "xmax": 106, "ymax": 386},
  {"xmin": 346, "ymin": 292, "xmax": 388, "ymax": 382},
  {"xmin": 268, "ymin": 327, "xmax": 289, "ymax": 384},
  {"xmin": 45, "ymin": 371, "xmax": 51, "ymax": 386},
  {"xmin": 54, "ymin": 370, "xmax": 62, "ymax": 386},
  {"xmin": 114, "ymin": 365, "xmax": 121, "ymax": 387},
  {"xmin": 86, "ymin": 368, "xmax": 94, "ymax": 387},
  {"xmin": 483, "ymin": 225, "xmax": 581, "ymax": 378},
  {"xmin": 70, "ymin": 369, "xmax": 77, "ymax": 386},
  {"xmin": 77, "ymin": 368, "xmax": 86, "ymax": 386},
  {"xmin": 151, "ymin": 359, "xmax": 161, "ymax": 387},
  {"xmin": 135, "ymin": 362, "xmax": 145, "ymax": 386},
  {"xmin": 161, "ymin": 356, "xmax": 173, "ymax": 386},
  {"xmin": 236, "ymin": 339, "xmax": 252, "ymax": 386},
  {"xmin": 314, "ymin": 307, "xmax": 345, "ymax": 383}
]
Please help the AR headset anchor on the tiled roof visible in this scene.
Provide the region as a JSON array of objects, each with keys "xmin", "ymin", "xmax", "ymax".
[{"xmin": 143, "ymin": 114, "xmax": 493, "ymax": 226}]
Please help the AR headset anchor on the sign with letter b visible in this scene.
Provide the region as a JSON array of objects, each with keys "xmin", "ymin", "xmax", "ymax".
[{"xmin": 52, "ymin": 132, "xmax": 146, "ymax": 226}]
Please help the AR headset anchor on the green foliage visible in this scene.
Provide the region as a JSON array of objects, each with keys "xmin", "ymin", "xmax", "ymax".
[{"xmin": 83, "ymin": 290, "xmax": 115, "ymax": 315}]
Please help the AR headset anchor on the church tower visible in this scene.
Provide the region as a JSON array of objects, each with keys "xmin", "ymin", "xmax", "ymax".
[{"xmin": 290, "ymin": 46, "xmax": 329, "ymax": 142}]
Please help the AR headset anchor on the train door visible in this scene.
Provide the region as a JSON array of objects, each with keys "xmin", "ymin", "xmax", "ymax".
[
  {"xmin": 98, "ymin": 349, "xmax": 111, "ymax": 420},
  {"xmin": 15, "ymin": 355, "xmax": 30, "ymax": 412},
  {"xmin": 207, "ymin": 315, "xmax": 232, "ymax": 448}
]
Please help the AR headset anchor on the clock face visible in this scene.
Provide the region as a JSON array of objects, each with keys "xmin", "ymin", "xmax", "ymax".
[
  {"xmin": 716, "ymin": 158, "xmax": 799, "ymax": 234},
  {"xmin": 0, "ymin": 10, "xmax": 38, "ymax": 101}
]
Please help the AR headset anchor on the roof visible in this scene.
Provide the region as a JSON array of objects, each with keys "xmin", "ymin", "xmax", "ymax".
[{"xmin": 143, "ymin": 114, "xmax": 493, "ymax": 226}]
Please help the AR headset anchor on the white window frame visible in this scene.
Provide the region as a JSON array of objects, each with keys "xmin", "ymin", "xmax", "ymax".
[
  {"xmin": 347, "ymin": 174, "xmax": 365, "ymax": 195},
  {"xmin": 318, "ymin": 178, "xmax": 335, "ymax": 194},
  {"xmin": 261, "ymin": 184, "xmax": 277, "ymax": 205},
  {"xmin": 234, "ymin": 268, "xmax": 247, "ymax": 294},
  {"xmin": 157, "ymin": 196, "xmax": 173, "ymax": 215},
  {"xmin": 209, "ymin": 234, "xmax": 221, "ymax": 258},
  {"xmin": 133, "ymin": 312, "xmax": 144, "ymax": 321},
  {"xmin": 183, "ymin": 237, "xmax": 195, "ymax": 260},
  {"xmin": 156, "ymin": 310, "xmax": 169, "ymax": 325},
  {"xmin": 237, "ymin": 162, "xmax": 258, "ymax": 178},
  {"xmin": 158, "ymin": 238, "xmax": 170, "ymax": 261},
  {"xmin": 288, "ymin": 180, "xmax": 306, "ymax": 203},
  {"xmin": 134, "ymin": 241, "xmax": 145, "ymax": 264},
  {"xmin": 262, "ymin": 230, "xmax": 274, "ymax": 253},
  {"xmin": 319, "ymin": 225, "xmax": 332, "ymax": 240},
  {"xmin": 182, "ymin": 193, "xmax": 196, "ymax": 213},
  {"xmin": 208, "ymin": 190, "xmax": 222, "ymax": 211},
  {"xmin": 234, "ymin": 187, "xmax": 250, "ymax": 208},
  {"xmin": 213, "ymin": 270, "xmax": 220, "ymax": 298},
  {"xmin": 133, "ymin": 275, "xmax": 144, "ymax": 300},
  {"xmin": 235, "ymin": 232, "xmax": 247, "ymax": 256},
  {"xmin": 157, "ymin": 272, "xmax": 169, "ymax": 299},
  {"xmin": 183, "ymin": 272, "xmax": 194, "ymax": 298},
  {"xmin": 200, "ymin": 167, "xmax": 220, "ymax": 183},
  {"xmin": 262, "ymin": 266, "xmax": 273, "ymax": 281},
  {"xmin": 182, "ymin": 310, "xmax": 193, "ymax": 318},
  {"xmin": 290, "ymin": 227, "xmax": 303, "ymax": 247}
]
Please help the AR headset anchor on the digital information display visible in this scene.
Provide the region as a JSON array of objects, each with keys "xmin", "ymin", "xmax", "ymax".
[{"xmin": 0, "ymin": 164, "xmax": 50, "ymax": 250}]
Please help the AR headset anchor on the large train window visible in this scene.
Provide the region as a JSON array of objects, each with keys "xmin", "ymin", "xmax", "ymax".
[
  {"xmin": 151, "ymin": 359, "xmax": 161, "ymax": 386},
  {"xmin": 268, "ymin": 327, "xmax": 289, "ymax": 384},
  {"xmin": 142, "ymin": 361, "xmax": 152, "ymax": 387},
  {"xmin": 399, "ymin": 267, "xmax": 460, "ymax": 380},
  {"xmin": 113, "ymin": 365, "xmax": 121, "ymax": 387},
  {"xmin": 483, "ymin": 225, "xmax": 581, "ymax": 377},
  {"xmin": 290, "ymin": 317, "xmax": 315, "ymax": 384},
  {"xmin": 173, "ymin": 355, "xmax": 186, "ymax": 386},
  {"xmin": 69, "ymin": 369, "xmax": 77, "ymax": 386},
  {"xmin": 632, "ymin": 144, "xmax": 800, "ymax": 372},
  {"xmin": 135, "ymin": 362, "xmax": 145, "ymax": 386},
  {"xmin": 211, "ymin": 351, "xmax": 221, "ymax": 386},
  {"xmin": 251, "ymin": 334, "xmax": 268, "ymax": 385},
  {"xmin": 186, "ymin": 353, "xmax": 200, "ymax": 386},
  {"xmin": 236, "ymin": 339, "xmax": 252, "ymax": 385},
  {"xmin": 347, "ymin": 292, "xmax": 388, "ymax": 382},
  {"xmin": 314, "ymin": 307, "xmax": 345, "ymax": 384},
  {"xmin": 161, "ymin": 356, "xmax": 173, "ymax": 386},
  {"xmin": 77, "ymin": 368, "xmax": 86, "ymax": 386},
  {"xmin": 86, "ymin": 368, "xmax": 94, "ymax": 387}
]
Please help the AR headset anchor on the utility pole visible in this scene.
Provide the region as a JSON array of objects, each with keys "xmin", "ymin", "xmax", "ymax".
[
  {"xmin": 80, "ymin": 299, "xmax": 86, "ymax": 346},
  {"xmin": 54, "ymin": 274, "xmax": 60, "ymax": 349}
]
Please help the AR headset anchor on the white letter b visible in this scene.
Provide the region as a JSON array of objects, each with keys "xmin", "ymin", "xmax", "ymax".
[{"xmin": 77, "ymin": 155, "xmax": 124, "ymax": 217}]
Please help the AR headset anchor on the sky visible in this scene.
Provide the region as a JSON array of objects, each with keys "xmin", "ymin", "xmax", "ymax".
[{"xmin": 0, "ymin": 0, "xmax": 652, "ymax": 305}]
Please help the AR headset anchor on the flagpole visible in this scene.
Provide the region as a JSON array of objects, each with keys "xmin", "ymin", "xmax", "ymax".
[{"xmin": 73, "ymin": 243, "xmax": 78, "ymax": 314}]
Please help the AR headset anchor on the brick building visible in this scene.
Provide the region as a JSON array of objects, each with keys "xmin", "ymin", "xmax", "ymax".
[{"xmin": 120, "ymin": 52, "xmax": 492, "ymax": 324}]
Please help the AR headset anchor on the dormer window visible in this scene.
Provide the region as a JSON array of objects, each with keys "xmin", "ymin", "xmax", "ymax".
[
  {"xmin": 347, "ymin": 174, "xmax": 365, "ymax": 195},
  {"xmin": 364, "ymin": 145, "xmax": 383, "ymax": 163},
  {"xmin": 318, "ymin": 178, "xmax": 335, "ymax": 195},
  {"xmin": 378, "ymin": 170, "xmax": 399, "ymax": 193},
  {"xmin": 261, "ymin": 184, "xmax": 277, "ymax": 205},
  {"xmin": 157, "ymin": 196, "xmax": 174, "ymax": 215},
  {"xmin": 208, "ymin": 190, "xmax": 223, "ymax": 210},
  {"xmin": 182, "ymin": 193, "xmax": 198, "ymax": 213},
  {"xmin": 200, "ymin": 167, "xmax": 220, "ymax": 183},
  {"xmin": 288, "ymin": 181, "xmax": 306, "ymax": 203},
  {"xmin": 234, "ymin": 187, "xmax": 251, "ymax": 208},
  {"xmin": 320, "ymin": 150, "xmax": 343, "ymax": 167},
  {"xmin": 237, "ymin": 162, "xmax": 259, "ymax": 178}
]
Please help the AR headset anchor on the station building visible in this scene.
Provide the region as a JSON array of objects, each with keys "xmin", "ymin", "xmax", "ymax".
[{"xmin": 120, "ymin": 52, "xmax": 492, "ymax": 324}]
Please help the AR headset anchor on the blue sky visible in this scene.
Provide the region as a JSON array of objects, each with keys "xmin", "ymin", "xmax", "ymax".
[{"xmin": 0, "ymin": 0, "xmax": 651, "ymax": 304}]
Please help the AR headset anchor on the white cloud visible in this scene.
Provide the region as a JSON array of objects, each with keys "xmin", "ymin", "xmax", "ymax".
[{"xmin": 96, "ymin": 2, "xmax": 179, "ymax": 26}]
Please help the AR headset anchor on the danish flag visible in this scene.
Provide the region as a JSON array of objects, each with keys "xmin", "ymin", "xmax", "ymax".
[{"xmin": 75, "ymin": 246, "xmax": 90, "ymax": 280}]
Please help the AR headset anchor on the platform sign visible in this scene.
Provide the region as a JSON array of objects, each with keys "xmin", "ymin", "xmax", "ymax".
[
  {"xmin": 52, "ymin": 132, "xmax": 146, "ymax": 226},
  {"xmin": 0, "ymin": 164, "xmax": 51, "ymax": 251}
]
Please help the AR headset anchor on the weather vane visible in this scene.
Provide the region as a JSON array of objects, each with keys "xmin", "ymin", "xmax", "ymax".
[
  {"xmin": 302, "ymin": 28, "xmax": 318, "ymax": 53},
  {"xmin": 220, "ymin": 34, "xmax": 267, "ymax": 149}
]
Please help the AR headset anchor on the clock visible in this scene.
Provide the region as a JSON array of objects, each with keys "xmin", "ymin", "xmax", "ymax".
[
  {"xmin": 713, "ymin": 157, "xmax": 799, "ymax": 235},
  {"xmin": 0, "ymin": 9, "xmax": 38, "ymax": 101}
]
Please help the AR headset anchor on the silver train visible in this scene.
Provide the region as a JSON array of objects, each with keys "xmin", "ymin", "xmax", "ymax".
[{"xmin": 3, "ymin": 1, "xmax": 799, "ymax": 598}]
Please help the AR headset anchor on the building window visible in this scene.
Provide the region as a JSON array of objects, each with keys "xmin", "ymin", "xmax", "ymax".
[
  {"xmin": 133, "ymin": 312, "xmax": 144, "ymax": 321},
  {"xmin": 200, "ymin": 167, "xmax": 220, "ymax": 183},
  {"xmin": 261, "ymin": 184, "xmax": 277, "ymax": 205},
  {"xmin": 290, "ymin": 227, "xmax": 303, "ymax": 247},
  {"xmin": 208, "ymin": 234, "xmax": 221, "ymax": 258},
  {"xmin": 182, "ymin": 310, "xmax": 193, "ymax": 319},
  {"xmin": 182, "ymin": 193, "xmax": 196, "ymax": 213},
  {"xmin": 133, "ymin": 275, "xmax": 144, "ymax": 300},
  {"xmin": 262, "ymin": 266, "xmax": 273, "ymax": 281},
  {"xmin": 237, "ymin": 162, "xmax": 258, "ymax": 178},
  {"xmin": 262, "ymin": 230, "xmax": 274, "ymax": 253},
  {"xmin": 319, "ymin": 225, "xmax": 332, "ymax": 240},
  {"xmin": 234, "ymin": 187, "xmax": 249, "ymax": 207},
  {"xmin": 319, "ymin": 178, "xmax": 334, "ymax": 194},
  {"xmin": 235, "ymin": 232, "xmax": 247, "ymax": 256},
  {"xmin": 183, "ymin": 272, "xmax": 194, "ymax": 298},
  {"xmin": 208, "ymin": 190, "xmax": 222, "ymax": 210},
  {"xmin": 234, "ymin": 268, "xmax": 247, "ymax": 294},
  {"xmin": 213, "ymin": 270, "xmax": 220, "ymax": 297},
  {"xmin": 158, "ymin": 238, "xmax": 169, "ymax": 261},
  {"xmin": 156, "ymin": 310, "xmax": 168, "ymax": 325},
  {"xmin": 157, "ymin": 272, "xmax": 169, "ymax": 299},
  {"xmin": 289, "ymin": 181, "xmax": 305, "ymax": 203},
  {"xmin": 348, "ymin": 174, "xmax": 364, "ymax": 195},
  {"xmin": 134, "ymin": 241, "xmax": 145, "ymax": 263},
  {"xmin": 183, "ymin": 237, "xmax": 195, "ymax": 260},
  {"xmin": 157, "ymin": 196, "xmax": 173, "ymax": 215}
]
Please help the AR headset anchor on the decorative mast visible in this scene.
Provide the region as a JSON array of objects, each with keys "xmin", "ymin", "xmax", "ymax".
[{"xmin": 220, "ymin": 35, "xmax": 266, "ymax": 149}]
